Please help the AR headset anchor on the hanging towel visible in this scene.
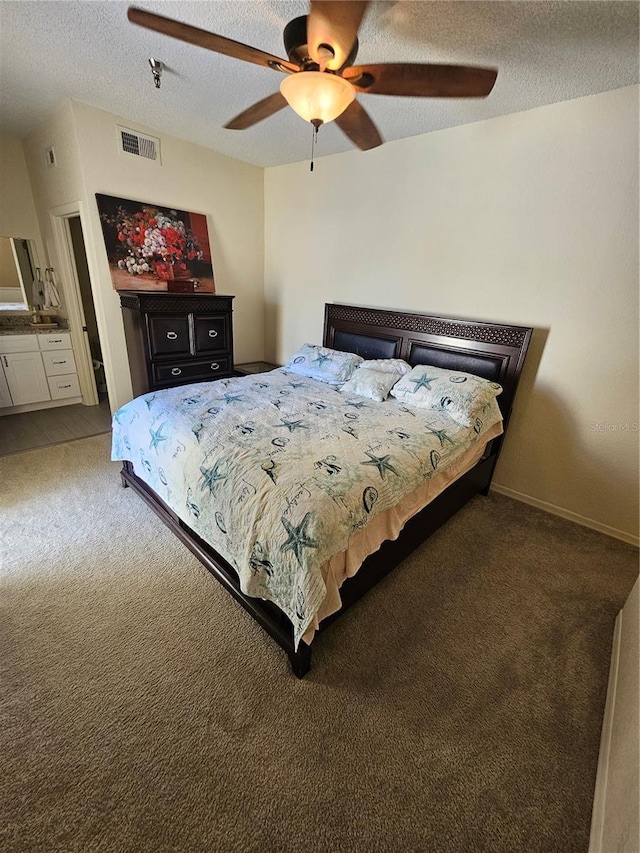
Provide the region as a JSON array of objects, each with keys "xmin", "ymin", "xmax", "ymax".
[
  {"xmin": 43, "ymin": 269, "xmax": 61, "ymax": 309},
  {"xmin": 31, "ymin": 271, "xmax": 45, "ymax": 309}
]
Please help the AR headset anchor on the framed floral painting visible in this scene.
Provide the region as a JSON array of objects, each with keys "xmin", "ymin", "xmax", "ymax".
[{"xmin": 95, "ymin": 194, "xmax": 215, "ymax": 292}]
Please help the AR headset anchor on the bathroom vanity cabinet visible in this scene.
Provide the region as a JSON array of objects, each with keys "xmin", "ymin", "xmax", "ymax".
[{"xmin": 0, "ymin": 331, "xmax": 80, "ymax": 412}]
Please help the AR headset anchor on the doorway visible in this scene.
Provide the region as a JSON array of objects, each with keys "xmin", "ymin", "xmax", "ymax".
[
  {"xmin": 67, "ymin": 217, "xmax": 108, "ymax": 402},
  {"xmin": 50, "ymin": 203, "xmax": 107, "ymax": 410}
]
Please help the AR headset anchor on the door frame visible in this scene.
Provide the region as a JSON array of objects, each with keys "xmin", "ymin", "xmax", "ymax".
[{"xmin": 50, "ymin": 202, "xmax": 99, "ymax": 406}]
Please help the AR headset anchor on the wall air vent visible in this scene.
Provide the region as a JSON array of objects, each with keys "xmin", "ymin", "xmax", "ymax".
[{"xmin": 117, "ymin": 126, "xmax": 161, "ymax": 163}]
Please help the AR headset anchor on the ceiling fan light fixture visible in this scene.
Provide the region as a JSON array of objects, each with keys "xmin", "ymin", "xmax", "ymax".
[{"xmin": 280, "ymin": 71, "xmax": 355, "ymax": 125}]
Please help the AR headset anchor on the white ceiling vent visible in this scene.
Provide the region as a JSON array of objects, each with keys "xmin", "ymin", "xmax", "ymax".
[{"xmin": 117, "ymin": 126, "xmax": 161, "ymax": 163}]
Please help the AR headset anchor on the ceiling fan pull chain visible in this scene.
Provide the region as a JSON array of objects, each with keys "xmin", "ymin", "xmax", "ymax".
[{"xmin": 310, "ymin": 119, "xmax": 321, "ymax": 172}]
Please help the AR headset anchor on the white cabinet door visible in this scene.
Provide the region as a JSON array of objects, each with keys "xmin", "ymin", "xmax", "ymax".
[
  {"xmin": 2, "ymin": 352, "xmax": 51, "ymax": 406},
  {"xmin": 0, "ymin": 363, "xmax": 13, "ymax": 408}
]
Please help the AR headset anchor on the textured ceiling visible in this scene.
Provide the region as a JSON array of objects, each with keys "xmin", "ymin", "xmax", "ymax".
[{"xmin": 1, "ymin": 1, "xmax": 638, "ymax": 168}]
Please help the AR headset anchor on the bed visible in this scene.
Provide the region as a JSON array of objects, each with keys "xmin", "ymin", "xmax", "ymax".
[{"xmin": 113, "ymin": 303, "xmax": 532, "ymax": 676}]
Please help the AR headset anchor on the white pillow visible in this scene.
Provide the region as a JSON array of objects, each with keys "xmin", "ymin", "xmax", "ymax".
[
  {"xmin": 359, "ymin": 358, "xmax": 412, "ymax": 376},
  {"xmin": 339, "ymin": 368, "xmax": 400, "ymax": 402},
  {"xmin": 390, "ymin": 364, "xmax": 502, "ymax": 427}
]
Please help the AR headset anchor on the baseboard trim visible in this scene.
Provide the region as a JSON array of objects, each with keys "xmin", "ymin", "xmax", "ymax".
[
  {"xmin": 490, "ymin": 483, "xmax": 639, "ymax": 547},
  {"xmin": 587, "ymin": 610, "xmax": 622, "ymax": 853}
]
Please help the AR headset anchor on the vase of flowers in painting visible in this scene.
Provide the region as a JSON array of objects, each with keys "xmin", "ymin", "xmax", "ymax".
[
  {"xmin": 151, "ymin": 259, "xmax": 193, "ymax": 281},
  {"xmin": 104, "ymin": 205, "xmax": 203, "ymax": 281}
]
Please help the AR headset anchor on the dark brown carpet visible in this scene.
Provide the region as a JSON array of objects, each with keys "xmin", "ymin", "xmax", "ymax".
[{"xmin": 1, "ymin": 434, "xmax": 637, "ymax": 853}]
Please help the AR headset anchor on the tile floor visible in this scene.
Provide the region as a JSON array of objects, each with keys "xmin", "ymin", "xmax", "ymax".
[{"xmin": 0, "ymin": 397, "xmax": 112, "ymax": 456}]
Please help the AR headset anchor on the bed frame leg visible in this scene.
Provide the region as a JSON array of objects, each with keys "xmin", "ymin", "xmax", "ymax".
[
  {"xmin": 288, "ymin": 644, "xmax": 312, "ymax": 679},
  {"xmin": 479, "ymin": 458, "xmax": 498, "ymax": 496},
  {"xmin": 120, "ymin": 462, "xmax": 132, "ymax": 488}
]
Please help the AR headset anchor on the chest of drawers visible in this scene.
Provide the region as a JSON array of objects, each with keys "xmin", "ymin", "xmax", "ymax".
[{"xmin": 119, "ymin": 292, "xmax": 235, "ymax": 396}]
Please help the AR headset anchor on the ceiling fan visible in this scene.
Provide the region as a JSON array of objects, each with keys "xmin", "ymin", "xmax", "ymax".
[{"xmin": 128, "ymin": 2, "xmax": 497, "ymax": 152}]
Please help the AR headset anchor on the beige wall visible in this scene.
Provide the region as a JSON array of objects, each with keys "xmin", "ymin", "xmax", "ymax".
[
  {"xmin": 0, "ymin": 135, "xmax": 45, "ymax": 276},
  {"xmin": 22, "ymin": 100, "xmax": 86, "ymax": 323},
  {"xmin": 0, "ymin": 237, "xmax": 21, "ymax": 291},
  {"xmin": 264, "ymin": 86, "xmax": 639, "ymax": 544},
  {"xmin": 23, "ymin": 100, "xmax": 265, "ymax": 412},
  {"xmin": 0, "ymin": 136, "xmax": 42, "ymax": 240}
]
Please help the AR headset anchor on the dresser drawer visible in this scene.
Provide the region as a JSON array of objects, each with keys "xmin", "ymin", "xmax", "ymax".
[
  {"xmin": 147, "ymin": 315, "xmax": 191, "ymax": 358},
  {"xmin": 153, "ymin": 357, "xmax": 230, "ymax": 386},
  {"xmin": 42, "ymin": 349, "xmax": 77, "ymax": 376},
  {"xmin": 0, "ymin": 334, "xmax": 38, "ymax": 353},
  {"xmin": 48, "ymin": 373, "xmax": 81, "ymax": 399},
  {"xmin": 38, "ymin": 332, "xmax": 72, "ymax": 351},
  {"xmin": 193, "ymin": 315, "xmax": 229, "ymax": 355}
]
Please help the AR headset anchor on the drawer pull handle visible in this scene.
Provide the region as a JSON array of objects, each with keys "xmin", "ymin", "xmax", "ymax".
[
  {"xmin": 208, "ymin": 330, "xmax": 218, "ymax": 338},
  {"xmin": 171, "ymin": 367, "xmax": 182, "ymax": 376},
  {"xmin": 49, "ymin": 339, "xmax": 62, "ymax": 344},
  {"xmin": 210, "ymin": 363, "xmax": 220, "ymax": 371},
  {"xmin": 59, "ymin": 384, "xmax": 71, "ymax": 389},
  {"xmin": 166, "ymin": 331, "xmax": 178, "ymax": 340},
  {"xmin": 53, "ymin": 360, "xmax": 65, "ymax": 365}
]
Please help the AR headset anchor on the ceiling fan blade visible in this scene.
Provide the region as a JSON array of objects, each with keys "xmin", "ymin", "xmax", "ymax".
[
  {"xmin": 224, "ymin": 92, "xmax": 288, "ymax": 130},
  {"xmin": 343, "ymin": 63, "xmax": 498, "ymax": 97},
  {"xmin": 334, "ymin": 100, "xmax": 383, "ymax": 151},
  {"xmin": 127, "ymin": 7, "xmax": 298, "ymax": 73},
  {"xmin": 307, "ymin": 1, "xmax": 368, "ymax": 71}
]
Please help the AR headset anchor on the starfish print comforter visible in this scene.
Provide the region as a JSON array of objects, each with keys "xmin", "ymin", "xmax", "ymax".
[{"xmin": 111, "ymin": 369, "xmax": 502, "ymax": 648}]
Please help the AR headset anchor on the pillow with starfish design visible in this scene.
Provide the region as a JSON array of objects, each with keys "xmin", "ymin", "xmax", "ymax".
[
  {"xmin": 283, "ymin": 343, "xmax": 362, "ymax": 384},
  {"xmin": 390, "ymin": 364, "xmax": 502, "ymax": 427}
]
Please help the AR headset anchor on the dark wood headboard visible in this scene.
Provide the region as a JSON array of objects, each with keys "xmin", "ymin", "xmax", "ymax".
[{"xmin": 323, "ymin": 303, "xmax": 532, "ymax": 421}]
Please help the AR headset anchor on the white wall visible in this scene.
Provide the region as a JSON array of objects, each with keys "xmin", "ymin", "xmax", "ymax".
[
  {"xmin": 264, "ymin": 86, "xmax": 639, "ymax": 543},
  {"xmin": 23, "ymin": 100, "xmax": 265, "ymax": 412}
]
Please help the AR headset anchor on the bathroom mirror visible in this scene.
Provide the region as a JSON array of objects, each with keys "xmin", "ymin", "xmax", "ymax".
[{"xmin": 0, "ymin": 236, "xmax": 35, "ymax": 313}]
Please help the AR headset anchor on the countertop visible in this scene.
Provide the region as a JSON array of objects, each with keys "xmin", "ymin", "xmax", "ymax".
[{"xmin": 0, "ymin": 325, "xmax": 68, "ymax": 336}]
